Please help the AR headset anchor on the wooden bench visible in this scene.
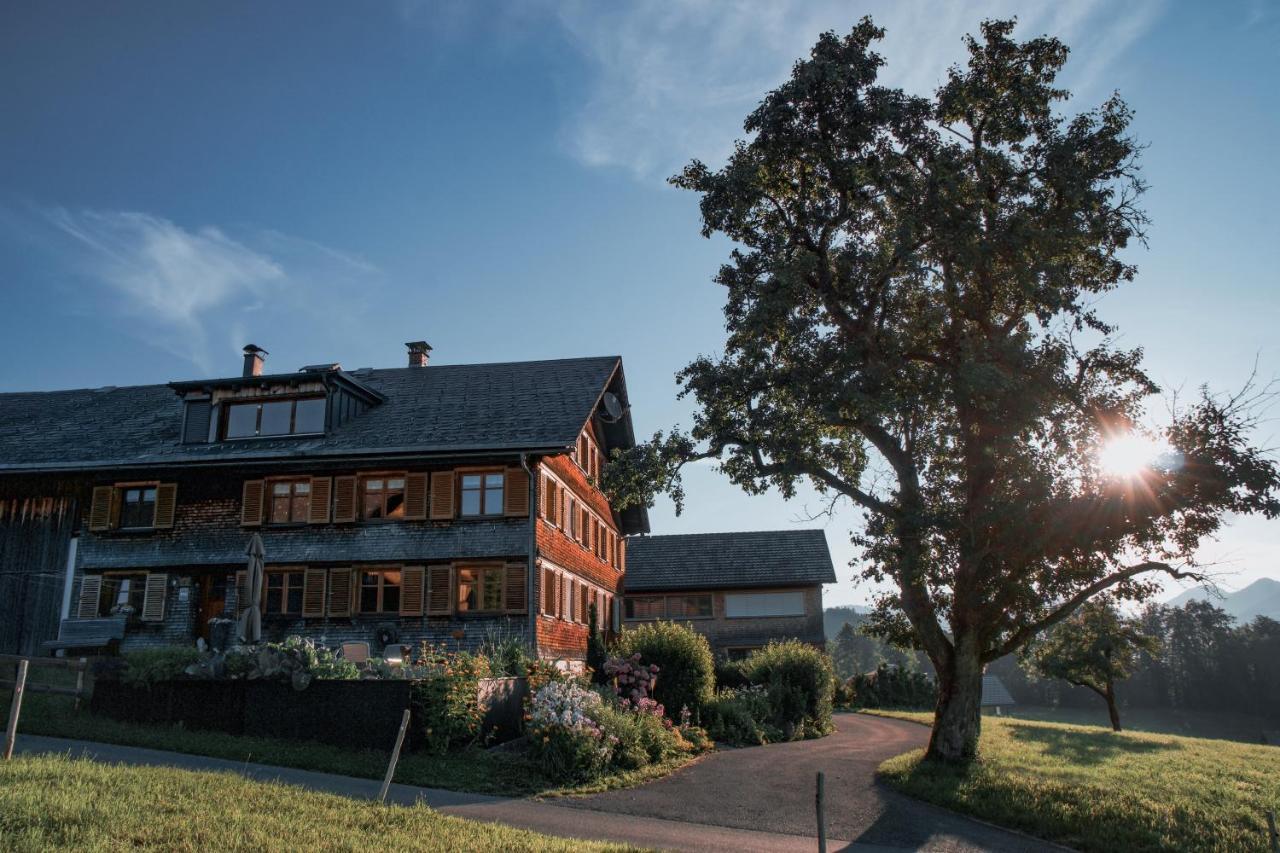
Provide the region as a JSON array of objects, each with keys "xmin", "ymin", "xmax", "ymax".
[{"xmin": 41, "ymin": 618, "xmax": 127, "ymax": 654}]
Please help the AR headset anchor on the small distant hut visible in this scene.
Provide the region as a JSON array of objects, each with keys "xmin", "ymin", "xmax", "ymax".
[{"xmin": 981, "ymin": 674, "xmax": 1015, "ymax": 714}]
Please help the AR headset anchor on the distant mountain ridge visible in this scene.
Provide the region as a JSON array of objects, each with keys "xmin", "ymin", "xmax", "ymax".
[
  {"xmin": 823, "ymin": 604, "xmax": 870, "ymax": 639},
  {"xmin": 1164, "ymin": 578, "xmax": 1280, "ymax": 623}
]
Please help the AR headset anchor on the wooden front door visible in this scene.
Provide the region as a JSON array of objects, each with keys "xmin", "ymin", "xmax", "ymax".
[{"xmin": 194, "ymin": 574, "xmax": 227, "ymax": 641}]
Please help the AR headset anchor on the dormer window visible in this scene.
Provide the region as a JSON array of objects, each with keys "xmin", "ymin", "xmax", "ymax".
[{"xmin": 223, "ymin": 397, "xmax": 326, "ymax": 439}]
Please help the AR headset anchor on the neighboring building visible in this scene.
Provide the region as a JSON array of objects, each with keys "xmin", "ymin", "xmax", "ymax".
[
  {"xmin": 0, "ymin": 343, "xmax": 647, "ymax": 664},
  {"xmin": 622, "ymin": 530, "xmax": 835, "ymax": 658}
]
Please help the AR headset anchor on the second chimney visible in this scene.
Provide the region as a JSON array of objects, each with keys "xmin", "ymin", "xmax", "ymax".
[
  {"xmin": 406, "ymin": 341, "xmax": 432, "ymax": 368},
  {"xmin": 242, "ymin": 344, "xmax": 268, "ymax": 377}
]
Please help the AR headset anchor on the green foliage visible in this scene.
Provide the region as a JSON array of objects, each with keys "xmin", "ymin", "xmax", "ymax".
[
  {"xmin": 612, "ymin": 621, "xmax": 715, "ymax": 717},
  {"xmin": 704, "ymin": 685, "xmax": 779, "ymax": 746},
  {"xmin": 713, "ymin": 657, "xmax": 749, "ymax": 689},
  {"xmin": 409, "ymin": 644, "xmax": 492, "ymax": 755},
  {"xmin": 741, "ymin": 641, "xmax": 834, "ymax": 738},
  {"xmin": 833, "ymin": 677, "xmax": 857, "ymax": 708},
  {"xmin": 478, "ymin": 628, "xmax": 532, "ymax": 678},
  {"xmin": 850, "ymin": 664, "xmax": 936, "ymax": 710},
  {"xmin": 873, "ymin": 711, "xmax": 1280, "ymax": 853},
  {"xmin": 600, "ymin": 13, "xmax": 1280, "ymax": 762},
  {"xmin": 586, "ymin": 603, "xmax": 608, "ymax": 683},
  {"xmin": 1021, "ymin": 597, "xmax": 1158, "ymax": 728},
  {"xmin": 528, "ymin": 725, "xmax": 612, "ymax": 784},
  {"xmin": 119, "ymin": 646, "xmax": 201, "ymax": 688},
  {"xmin": 591, "ymin": 703, "xmax": 684, "ymax": 770},
  {"xmin": 268, "ymin": 636, "xmax": 360, "ymax": 681}
]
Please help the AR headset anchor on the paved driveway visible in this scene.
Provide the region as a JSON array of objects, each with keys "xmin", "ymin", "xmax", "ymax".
[
  {"xmin": 556, "ymin": 712, "xmax": 1056, "ymax": 851},
  {"xmin": 17, "ymin": 714, "xmax": 1058, "ymax": 851}
]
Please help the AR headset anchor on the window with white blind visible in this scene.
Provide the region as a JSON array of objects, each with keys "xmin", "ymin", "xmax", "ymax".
[{"xmin": 723, "ymin": 591, "xmax": 806, "ymax": 618}]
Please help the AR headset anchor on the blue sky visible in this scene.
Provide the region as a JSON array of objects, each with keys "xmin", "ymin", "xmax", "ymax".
[{"xmin": 1, "ymin": 1, "xmax": 1276, "ymax": 607}]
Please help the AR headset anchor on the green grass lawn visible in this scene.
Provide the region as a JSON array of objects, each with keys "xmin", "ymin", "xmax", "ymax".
[
  {"xmin": 1, "ymin": 688, "xmax": 691, "ymax": 799},
  {"xmin": 986, "ymin": 704, "xmax": 1279, "ymax": 745},
  {"xmin": 864, "ymin": 710, "xmax": 1280, "ymax": 852},
  {"xmin": 0, "ymin": 753, "xmax": 634, "ymax": 852}
]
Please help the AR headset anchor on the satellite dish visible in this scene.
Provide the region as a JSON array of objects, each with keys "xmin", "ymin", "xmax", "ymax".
[{"xmin": 600, "ymin": 392, "xmax": 626, "ymax": 422}]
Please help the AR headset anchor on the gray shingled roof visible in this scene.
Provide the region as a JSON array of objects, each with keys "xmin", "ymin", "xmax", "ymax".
[
  {"xmin": 78, "ymin": 519, "xmax": 531, "ymax": 570},
  {"xmin": 982, "ymin": 674, "xmax": 1016, "ymax": 706},
  {"xmin": 624, "ymin": 530, "xmax": 836, "ymax": 592},
  {"xmin": 0, "ymin": 356, "xmax": 622, "ymax": 471}
]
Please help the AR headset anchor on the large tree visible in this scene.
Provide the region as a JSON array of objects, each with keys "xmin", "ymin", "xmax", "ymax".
[
  {"xmin": 604, "ymin": 19, "xmax": 1279, "ymax": 761},
  {"xmin": 1022, "ymin": 597, "xmax": 1157, "ymax": 731}
]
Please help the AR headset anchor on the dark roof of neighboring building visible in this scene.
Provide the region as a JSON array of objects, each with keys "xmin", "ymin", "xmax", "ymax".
[
  {"xmin": 981, "ymin": 675, "xmax": 1015, "ymax": 707},
  {"xmin": 0, "ymin": 356, "xmax": 625, "ymax": 471},
  {"xmin": 624, "ymin": 529, "xmax": 836, "ymax": 592}
]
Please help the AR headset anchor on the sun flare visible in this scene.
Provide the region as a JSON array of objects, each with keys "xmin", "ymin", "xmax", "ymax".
[{"xmin": 1097, "ymin": 433, "xmax": 1170, "ymax": 478}]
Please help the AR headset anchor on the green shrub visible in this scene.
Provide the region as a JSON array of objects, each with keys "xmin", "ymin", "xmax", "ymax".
[
  {"xmin": 529, "ymin": 725, "xmax": 612, "ymax": 783},
  {"xmin": 833, "ymin": 676, "xmax": 857, "ymax": 708},
  {"xmin": 612, "ymin": 621, "xmax": 714, "ymax": 719},
  {"xmin": 741, "ymin": 641, "xmax": 834, "ymax": 739},
  {"xmin": 268, "ymin": 636, "xmax": 360, "ymax": 681},
  {"xmin": 704, "ymin": 685, "xmax": 778, "ymax": 746},
  {"xmin": 478, "ymin": 629, "xmax": 532, "ymax": 678},
  {"xmin": 850, "ymin": 663, "xmax": 936, "ymax": 709},
  {"xmin": 714, "ymin": 657, "xmax": 749, "ymax": 689},
  {"xmin": 409, "ymin": 645, "xmax": 492, "ymax": 754},
  {"xmin": 120, "ymin": 646, "xmax": 201, "ymax": 688}
]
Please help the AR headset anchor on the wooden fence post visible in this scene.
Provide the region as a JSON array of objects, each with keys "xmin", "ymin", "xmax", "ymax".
[
  {"xmin": 378, "ymin": 708, "xmax": 412, "ymax": 804},
  {"xmin": 74, "ymin": 658, "xmax": 86, "ymax": 712},
  {"xmin": 1266, "ymin": 809, "xmax": 1278, "ymax": 853},
  {"xmin": 4, "ymin": 659, "xmax": 29, "ymax": 760},
  {"xmin": 816, "ymin": 770, "xmax": 827, "ymax": 853}
]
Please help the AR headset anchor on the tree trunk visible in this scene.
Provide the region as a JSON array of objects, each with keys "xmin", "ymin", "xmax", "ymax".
[
  {"xmin": 1105, "ymin": 679, "xmax": 1122, "ymax": 732},
  {"xmin": 926, "ymin": 640, "xmax": 984, "ymax": 762}
]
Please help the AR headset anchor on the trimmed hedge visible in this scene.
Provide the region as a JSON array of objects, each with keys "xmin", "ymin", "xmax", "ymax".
[
  {"xmin": 612, "ymin": 622, "xmax": 715, "ymax": 718},
  {"xmin": 741, "ymin": 640, "xmax": 834, "ymax": 738}
]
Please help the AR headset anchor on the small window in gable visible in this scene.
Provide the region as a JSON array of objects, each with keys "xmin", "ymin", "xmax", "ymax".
[{"xmin": 224, "ymin": 396, "xmax": 326, "ymax": 439}]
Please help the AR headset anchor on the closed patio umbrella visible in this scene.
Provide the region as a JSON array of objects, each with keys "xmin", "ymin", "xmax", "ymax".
[{"xmin": 238, "ymin": 532, "xmax": 265, "ymax": 644}]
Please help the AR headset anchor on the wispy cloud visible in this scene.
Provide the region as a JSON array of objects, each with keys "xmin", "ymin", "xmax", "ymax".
[
  {"xmin": 551, "ymin": 0, "xmax": 1166, "ymax": 181},
  {"xmin": 37, "ymin": 207, "xmax": 378, "ymax": 373}
]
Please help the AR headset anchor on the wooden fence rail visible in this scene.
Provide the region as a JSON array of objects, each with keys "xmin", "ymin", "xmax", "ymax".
[{"xmin": 0, "ymin": 654, "xmax": 88, "ymax": 710}]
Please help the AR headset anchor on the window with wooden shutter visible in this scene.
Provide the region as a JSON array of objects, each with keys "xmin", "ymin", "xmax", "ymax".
[
  {"xmin": 301, "ymin": 567, "xmax": 327, "ymax": 617},
  {"xmin": 241, "ymin": 480, "xmax": 265, "ymax": 527},
  {"xmin": 555, "ymin": 572, "xmax": 564, "ymax": 619},
  {"xmin": 153, "ymin": 484, "xmax": 177, "ymax": 529},
  {"xmin": 504, "ymin": 468, "xmax": 530, "ymax": 516},
  {"xmin": 427, "ymin": 565, "xmax": 452, "ymax": 615},
  {"xmin": 400, "ymin": 565, "xmax": 425, "ymax": 616},
  {"xmin": 183, "ymin": 398, "xmax": 212, "ymax": 444},
  {"xmin": 332, "ymin": 476, "xmax": 357, "ymax": 523},
  {"xmin": 504, "ymin": 563, "xmax": 527, "ymax": 613},
  {"xmin": 579, "ymin": 584, "xmax": 589, "ymax": 624},
  {"xmin": 429, "ymin": 471, "xmax": 455, "ymax": 520},
  {"xmin": 235, "ymin": 570, "xmax": 250, "ymax": 617},
  {"xmin": 88, "ymin": 486, "xmax": 114, "ymax": 532},
  {"xmin": 77, "ymin": 575, "xmax": 102, "ymax": 619},
  {"xmin": 308, "ymin": 477, "xmax": 332, "ymax": 524},
  {"xmin": 403, "ymin": 473, "xmax": 428, "ymax": 520},
  {"xmin": 542, "ymin": 567, "xmax": 554, "ymax": 615},
  {"xmin": 327, "ymin": 568, "xmax": 353, "ymax": 616},
  {"xmin": 141, "ymin": 573, "xmax": 168, "ymax": 621}
]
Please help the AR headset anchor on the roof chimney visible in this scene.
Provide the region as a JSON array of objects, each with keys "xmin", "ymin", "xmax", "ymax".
[
  {"xmin": 406, "ymin": 341, "xmax": 432, "ymax": 368},
  {"xmin": 242, "ymin": 344, "xmax": 268, "ymax": 377}
]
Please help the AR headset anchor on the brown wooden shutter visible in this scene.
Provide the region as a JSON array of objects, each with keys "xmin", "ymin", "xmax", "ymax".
[
  {"xmin": 141, "ymin": 573, "xmax": 168, "ymax": 621},
  {"xmin": 88, "ymin": 486, "xmax": 114, "ymax": 532},
  {"xmin": 504, "ymin": 563, "xmax": 527, "ymax": 613},
  {"xmin": 400, "ymin": 565, "xmax": 425, "ymax": 616},
  {"xmin": 153, "ymin": 484, "xmax": 177, "ymax": 529},
  {"xmin": 619, "ymin": 537, "xmax": 626, "ymax": 573},
  {"xmin": 580, "ymin": 584, "xmax": 589, "ymax": 624},
  {"xmin": 308, "ymin": 477, "xmax": 332, "ymax": 524},
  {"xmin": 241, "ymin": 480, "xmax": 265, "ymax": 527},
  {"xmin": 332, "ymin": 476, "xmax": 357, "ymax": 523},
  {"xmin": 301, "ymin": 567, "xmax": 326, "ymax": 617},
  {"xmin": 427, "ymin": 565, "xmax": 452, "ymax": 615},
  {"xmin": 235, "ymin": 570, "xmax": 250, "ymax": 616},
  {"xmin": 77, "ymin": 575, "xmax": 102, "ymax": 619},
  {"xmin": 429, "ymin": 471, "xmax": 455, "ymax": 520},
  {"xmin": 328, "ymin": 568, "xmax": 353, "ymax": 616},
  {"xmin": 504, "ymin": 467, "xmax": 530, "ymax": 516},
  {"xmin": 403, "ymin": 473, "xmax": 428, "ymax": 520}
]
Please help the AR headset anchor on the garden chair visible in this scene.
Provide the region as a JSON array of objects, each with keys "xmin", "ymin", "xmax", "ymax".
[
  {"xmin": 383, "ymin": 644, "xmax": 405, "ymax": 665},
  {"xmin": 341, "ymin": 641, "xmax": 370, "ymax": 663}
]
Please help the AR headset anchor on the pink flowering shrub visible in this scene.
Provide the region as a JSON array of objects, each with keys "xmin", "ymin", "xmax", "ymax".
[{"xmin": 604, "ymin": 654, "xmax": 659, "ymax": 704}]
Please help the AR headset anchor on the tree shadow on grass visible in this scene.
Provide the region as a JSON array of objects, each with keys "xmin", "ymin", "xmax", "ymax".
[{"xmin": 1006, "ymin": 722, "xmax": 1178, "ymax": 765}]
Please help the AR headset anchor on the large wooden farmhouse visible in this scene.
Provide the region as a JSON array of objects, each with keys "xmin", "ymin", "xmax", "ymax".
[{"xmin": 0, "ymin": 343, "xmax": 647, "ymax": 664}]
